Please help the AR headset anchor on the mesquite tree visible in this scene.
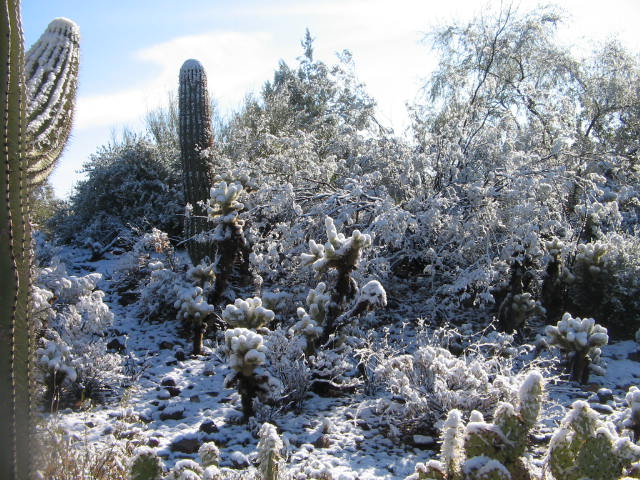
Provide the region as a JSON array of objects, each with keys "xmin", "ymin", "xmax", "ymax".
[
  {"xmin": 1, "ymin": 3, "xmax": 79, "ymax": 479},
  {"xmin": 179, "ymin": 59, "xmax": 215, "ymax": 266}
]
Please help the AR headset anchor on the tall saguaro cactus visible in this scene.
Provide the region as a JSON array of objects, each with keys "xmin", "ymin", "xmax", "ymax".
[
  {"xmin": 179, "ymin": 59, "xmax": 215, "ymax": 266},
  {"xmin": 1, "ymin": 3, "xmax": 79, "ymax": 479}
]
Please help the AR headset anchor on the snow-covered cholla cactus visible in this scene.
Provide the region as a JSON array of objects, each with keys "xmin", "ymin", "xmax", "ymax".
[
  {"xmin": 174, "ymin": 286, "xmax": 215, "ymax": 355},
  {"xmin": 128, "ymin": 447, "xmax": 164, "ymax": 480},
  {"xmin": 168, "ymin": 459, "xmax": 204, "ymax": 480},
  {"xmin": 207, "ymin": 181, "xmax": 245, "ymax": 240},
  {"xmin": 301, "ymin": 216, "xmax": 371, "ymax": 274},
  {"xmin": 547, "ymin": 400, "xmax": 640, "ymax": 480},
  {"xmin": 257, "ymin": 423, "xmax": 284, "ymax": 480},
  {"xmin": 623, "ymin": 386, "xmax": 640, "ymax": 441},
  {"xmin": 545, "ymin": 312, "xmax": 608, "ymax": 384},
  {"xmin": 224, "ymin": 328, "xmax": 280, "ymax": 419},
  {"xmin": 407, "ymin": 371, "xmax": 543, "ymax": 480},
  {"xmin": 198, "ymin": 442, "xmax": 221, "ymax": 468},
  {"xmin": 187, "ymin": 262, "xmax": 216, "ymax": 290},
  {"xmin": 300, "ymin": 217, "xmax": 377, "ymax": 342},
  {"xmin": 290, "ymin": 282, "xmax": 330, "ymax": 353},
  {"xmin": 222, "ymin": 297, "xmax": 275, "ymax": 330}
]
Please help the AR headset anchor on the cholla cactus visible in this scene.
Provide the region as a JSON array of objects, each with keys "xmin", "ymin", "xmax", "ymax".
[
  {"xmin": 168, "ymin": 459, "xmax": 204, "ymax": 480},
  {"xmin": 623, "ymin": 386, "xmax": 640, "ymax": 441},
  {"xmin": 547, "ymin": 400, "xmax": 640, "ymax": 480},
  {"xmin": 257, "ymin": 423, "xmax": 283, "ymax": 480},
  {"xmin": 406, "ymin": 460, "xmax": 447, "ymax": 480},
  {"xmin": 545, "ymin": 312, "xmax": 608, "ymax": 384},
  {"xmin": 187, "ymin": 262, "xmax": 216, "ymax": 290},
  {"xmin": 198, "ymin": 442, "xmax": 220, "ymax": 468},
  {"xmin": 541, "ymin": 238, "xmax": 566, "ymax": 323},
  {"xmin": 129, "ymin": 447, "xmax": 164, "ymax": 480},
  {"xmin": 224, "ymin": 328, "xmax": 278, "ymax": 419},
  {"xmin": 290, "ymin": 283, "xmax": 330, "ymax": 353},
  {"xmin": 207, "ymin": 181, "xmax": 245, "ymax": 239},
  {"xmin": 300, "ymin": 217, "xmax": 372, "ymax": 273},
  {"xmin": 222, "ymin": 297, "xmax": 275, "ymax": 330},
  {"xmin": 174, "ymin": 286, "xmax": 215, "ymax": 355}
]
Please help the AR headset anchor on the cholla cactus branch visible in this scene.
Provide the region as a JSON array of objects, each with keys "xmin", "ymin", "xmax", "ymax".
[
  {"xmin": 222, "ymin": 297, "xmax": 275, "ymax": 330},
  {"xmin": 129, "ymin": 447, "xmax": 164, "ymax": 480},
  {"xmin": 545, "ymin": 312, "xmax": 608, "ymax": 384},
  {"xmin": 257, "ymin": 423, "xmax": 283, "ymax": 480}
]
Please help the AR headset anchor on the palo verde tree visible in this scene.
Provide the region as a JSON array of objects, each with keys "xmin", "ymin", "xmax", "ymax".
[{"xmin": 1, "ymin": 3, "xmax": 79, "ymax": 479}]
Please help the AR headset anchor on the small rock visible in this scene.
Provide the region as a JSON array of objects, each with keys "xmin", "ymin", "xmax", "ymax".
[
  {"xmin": 157, "ymin": 390, "xmax": 171, "ymax": 400},
  {"xmin": 170, "ymin": 436, "xmax": 200, "ymax": 454},
  {"xmin": 190, "ymin": 395, "xmax": 200, "ymax": 403},
  {"xmin": 161, "ymin": 377, "xmax": 177, "ymax": 387},
  {"xmin": 85, "ymin": 421, "xmax": 95, "ymax": 428},
  {"xmin": 167, "ymin": 386, "xmax": 181, "ymax": 397},
  {"xmin": 159, "ymin": 341, "xmax": 174, "ymax": 350},
  {"xmin": 205, "ymin": 391, "xmax": 219, "ymax": 398},
  {"xmin": 356, "ymin": 419, "xmax": 370, "ymax": 431},
  {"xmin": 102, "ymin": 425, "xmax": 114, "ymax": 435},
  {"xmin": 229, "ymin": 451, "xmax": 250, "ymax": 468},
  {"xmin": 147, "ymin": 437, "xmax": 160, "ymax": 447},
  {"xmin": 313, "ymin": 434, "xmax": 331, "ymax": 448},
  {"xmin": 590, "ymin": 403, "xmax": 614, "ymax": 415},
  {"xmin": 165, "ymin": 360, "xmax": 177, "ymax": 366},
  {"xmin": 199, "ymin": 419, "xmax": 219, "ymax": 434},
  {"xmin": 597, "ymin": 388, "xmax": 614, "ymax": 403},
  {"xmin": 203, "ymin": 368, "xmax": 216, "ymax": 377},
  {"xmin": 175, "ymin": 350, "xmax": 186, "ymax": 361},
  {"xmin": 159, "ymin": 407, "xmax": 185, "ymax": 421},
  {"xmin": 412, "ymin": 435, "xmax": 436, "ymax": 448}
]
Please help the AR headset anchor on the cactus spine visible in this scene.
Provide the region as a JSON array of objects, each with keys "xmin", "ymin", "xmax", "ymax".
[
  {"xmin": 179, "ymin": 59, "xmax": 214, "ymax": 266},
  {"xmin": 1, "ymin": 3, "xmax": 79, "ymax": 479}
]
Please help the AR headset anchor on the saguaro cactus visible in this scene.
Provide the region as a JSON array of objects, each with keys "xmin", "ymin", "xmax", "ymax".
[
  {"xmin": 179, "ymin": 59, "xmax": 215, "ymax": 266},
  {"xmin": 1, "ymin": 3, "xmax": 79, "ymax": 479}
]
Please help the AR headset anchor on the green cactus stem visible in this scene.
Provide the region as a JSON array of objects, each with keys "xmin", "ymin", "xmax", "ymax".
[
  {"xmin": 1, "ymin": 3, "xmax": 79, "ymax": 479},
  {"xmin": 24, "ymin": 17, "xmax": 79, "ymax": 188},
  {"xmin": 179, "ymin": 59, "xmax": 215, "ymax": 266}
]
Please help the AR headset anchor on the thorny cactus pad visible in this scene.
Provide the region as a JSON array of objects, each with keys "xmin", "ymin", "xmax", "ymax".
[
  {"xmin": 222, "ymin": 297, "xmax": 275, "ymax": 330},
  {"xmin": 547, "ymin": 400, "xmax": 640, "ymax": 480}
]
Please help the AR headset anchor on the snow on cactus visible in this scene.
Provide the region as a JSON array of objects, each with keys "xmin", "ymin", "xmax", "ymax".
[
  {"xmin": 168, "ymin": 459, "xmax": 204, "ymax": 480},
  {"xmin": 128, "ymin": 446, "xmax": 164, "ymax": 480},
  {"xmin": 257, "ymin": 422, "xmax": 284, "ymax": 480},
  {"xmin": 545, "ymin": 312, "xmax": 608, "ymax": 384},
  {"xmin": 623, "ymin": 386, "xmax": 640, "ymax": 441},
  {"xmin": 224, "ymin": 328, "xmax": 280, "ymax": 419},
  {"xmin": 198, "ymin": 442, "xmax": 220, "ymax": 467},
  {"xmin": 290, "ymin": 282, "xmax": 330, "ymax": 352},
  {"xmin": 174, "ymin": 285, "xmax": 215, "ymax": 354},
  {"xmin": 207, "ymin": 181, "xmax": 245, "ymax": 240},
  {"xmin": 222, "ymin": 297, "xmax": 275, "ymax": 330},
  {"xmin": 547, "ymin": 400, "xmax": 640, "ymax": 480},
  {"xmin": 300, "ymin": 216, "xmax": 372, "ymax": 273}
]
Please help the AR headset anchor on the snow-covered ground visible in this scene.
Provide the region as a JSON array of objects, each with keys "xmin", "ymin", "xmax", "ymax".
[{"xmin": 39, "ymin": 245, "xmax": 640, "ymax": 479}]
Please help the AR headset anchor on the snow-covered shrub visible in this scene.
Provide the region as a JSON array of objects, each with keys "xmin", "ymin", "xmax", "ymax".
[
  {"xmin": 547, "ymin": 400, "xmax": 640, "ymax": 480},
  {"xmin": 374, "ymin": 342, "xmax": 526, "ymax": 439},
  {"xmin": 257, "ymin": 423, "xmax": 284, "ymax": 480},
  {"xmin": 35, "ymin": 258, "xmax": 121, "ymax": 409},
  {"xmin": 565, "ymin": 232, "xmax": 640, "ymax": 337},
  {"xmin": 52, "ymin": 138, "xmax": 183, "ymax": 245},
  {"xmin": 224, "ymin": 328, "xmax": 282, "ymax": 419},
  {"xmin": 621, "ymin": 386, "xmax": 640, "ymax": 441},
  {"xmin": 128, "ymin": 446, "xmax": 163, "ymax": 480},
  {"xmin": 265, "ymin": 330, "xmax": 311, "ymax": 411},
  {"xmin": 222, "ymin": 297, "xmax": 275, "ymax": 330},
  {"xmin": 407, "ymin": 371, "xmax": 543, "ymax": 480},
  {"xmin": 544, "ymin": 312, "xmax": 608, "ymax": 384}
]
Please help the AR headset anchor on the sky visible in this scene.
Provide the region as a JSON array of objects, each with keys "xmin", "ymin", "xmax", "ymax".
[{"xmin": 21, "ymin": 0, "xmax": 640, "ymax": 198}]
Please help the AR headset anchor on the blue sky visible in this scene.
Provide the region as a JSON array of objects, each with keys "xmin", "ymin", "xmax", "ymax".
[{"xmin": 21, "ymin": 0, "xmax": 640, "ymax": 198}]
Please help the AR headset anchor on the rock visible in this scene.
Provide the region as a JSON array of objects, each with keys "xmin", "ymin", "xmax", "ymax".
[
  {"xmin": 175, "ymin": 349, "xmax": 186, "ymax": 361},
  {"xmin": 157, "ymin": 390, "xmax": 171, "ymax": 400},
  {"xmin": 85, "ymin": 421, "xmax": 95, "ymax": 428},
  {"xmin": 170, "ymin": 436, "xmax": 200, "ymax": 454},
  {"xmin": 199, "ymin": 419, "xmax": 219, "ymax": 434},
  {"xmin": 204, "ymin": 368, "xmax": 216, "ymax": 376},
  {"xmin": 590, "ymin": 402, "xmax": 614, "ymax": 415},
  {"xmin": 147, "ymin": 437, "xmax": 160, "ymax": 447},
  {"xmin": 229, "ymin": 451, "xmax": 250, "ymax": 468},
  {"xmin": 167, "ymin": 386, "xmax": 181, "ymax": 397},
  {"xmin": 190, "ymin": 395, "xmax": 200, "ymax": 403},
  {"xmin": 161, "ymin": 377, "xmax": 177, "ymax": 387},
  {"xmin": 412, "ymin": 435, "xmax": 436, "ymax": 448},
  {"xmin": 597, "ymin": 388, "xmax": 614, "ymax": 403},
  {"xmin": 313, "ymin": 434, "xmax": 331, "ymax": 448},
  {"xmin": 159, "ymin": 407, "xmax": 185, "ymax": 421},
  {"xmin": 159, "ymin": 341, "xmax": 174, "ymax": 350}
]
